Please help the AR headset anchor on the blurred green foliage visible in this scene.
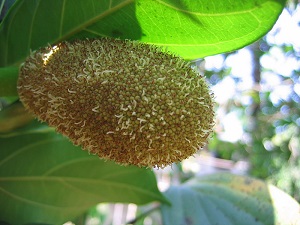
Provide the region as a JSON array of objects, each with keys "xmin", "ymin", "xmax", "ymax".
[{"xmin": 205, "ymin": 4, "xmax": 300, "ymax": 201}]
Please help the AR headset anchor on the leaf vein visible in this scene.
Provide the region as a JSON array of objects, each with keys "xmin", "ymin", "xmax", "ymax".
[
  {"xmin": 155, "ymin": 0, "xmax": 264, "ymax": 17},
  {"xmin": 0, "ymin": 136, "xmax": 61, "ymax": 167},
  {"xmin": 42, "ymin": 157, "xmax": 96, "ymax": 176},
  {"xmin": 59, "ymin": 0, "xmax": 67, "ymax": 37},
  {"xmin": 0, "ymin": 176, "xmax": 161, "ymax": 200},
  {"xmin": 27, "ymin": 0, "xmax": 40, "ymax": 51},
  {"xmin": 4, "ymin": 0, "xmax": 25, "ymax": 65},
  {"xmin": 55, "ymin": 0, "xmax": 134, "ymax": 43},
  {"xmin": 0, "ymin": 186, "xmax": 89, "ymax": 210}
]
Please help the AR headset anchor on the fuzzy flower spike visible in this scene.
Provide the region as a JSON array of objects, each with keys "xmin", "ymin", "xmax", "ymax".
[{"xmin": 17, "ymin": 38, "xmax": 215, "ymax": 168}]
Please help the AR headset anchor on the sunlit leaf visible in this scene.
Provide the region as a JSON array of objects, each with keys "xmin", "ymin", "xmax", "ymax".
[
  {"xmin": 0, "ymin": 0, "xmax": 285, "ymax": 66},
  {"xmin": 0, "ymin": 131, "xmax": 167, "ymax": 225},
  {"xmin": 161, "ymin": 173, "xmax": 300, "ymax": 225},
  {"xmin": 136, "ymin": 0, "xmax": 286, "ymax": 59}
]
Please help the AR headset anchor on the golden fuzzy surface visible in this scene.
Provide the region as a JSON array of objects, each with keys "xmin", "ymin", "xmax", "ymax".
[{"xmin": 17, "ymin": 38, "xmax": 214, "ymax": 168}]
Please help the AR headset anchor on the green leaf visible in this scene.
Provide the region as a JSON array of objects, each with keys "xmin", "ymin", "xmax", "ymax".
[
  {"xmin": 0, "ymin": 66, "xmax": 19, "ymax": 96},
  {"xmin": 0, "ymin": 130, "xmax": 166, "ymax": 225},
  {"xmin": 161, "ymin": 173, "xmax": 300, "ymax": 225},
  {"xmin": 0, "ymin": 0, "xmax": 285, "ymax": 66},
  {"xmin": 136, "ymin": 0, "xmax": 286, "ymax": 59}
]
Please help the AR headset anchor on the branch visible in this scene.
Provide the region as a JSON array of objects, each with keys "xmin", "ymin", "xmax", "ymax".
[{"xmin": 126, "ymin": 203, "xmax": 161, "ymax": 225}]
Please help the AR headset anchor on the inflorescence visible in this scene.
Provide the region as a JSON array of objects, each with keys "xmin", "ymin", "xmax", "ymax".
[{"xmin": 18, "ymin": 38, "xmax": 215, "ymax": 168}]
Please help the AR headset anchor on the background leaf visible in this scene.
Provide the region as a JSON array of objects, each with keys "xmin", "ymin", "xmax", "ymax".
[
  {"xmin": 0, "ymin": 66, "xmax": 18, "ymax": 96},
  {"xmin": 0, "ymin": 0, "xmax": 285, "ymax": 67},
  {"xmin": 161, "ymin": 173, "xmax": 300, "ymax": 225},
  {"xmin": 0, "ymin": 129, "xmax": 167, "ymax": 225}
]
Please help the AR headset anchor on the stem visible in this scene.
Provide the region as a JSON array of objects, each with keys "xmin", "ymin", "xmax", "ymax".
[
  {"xmin": 0, "ymin": 66, "xmax": 19, "ymax": 96},
  {"xmin": 126, "ymin": 203, "xmax": 161, "ymax": 224}
]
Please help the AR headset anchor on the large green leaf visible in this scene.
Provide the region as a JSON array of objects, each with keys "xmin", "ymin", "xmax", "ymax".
[
  {"xmin": 135, "ymin": 0, "xmax": 285, "ymax": 59},
  {"xmin": 161, "ymin": 173, "xmax": 300, "ymax": 225},
  {"xmin": 0, "ymin": 129, "xmax": 167, "ymax": 225},
  {"xmin": 0, "ymin": 0, "xmax": 285, "ymax": 66}
]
